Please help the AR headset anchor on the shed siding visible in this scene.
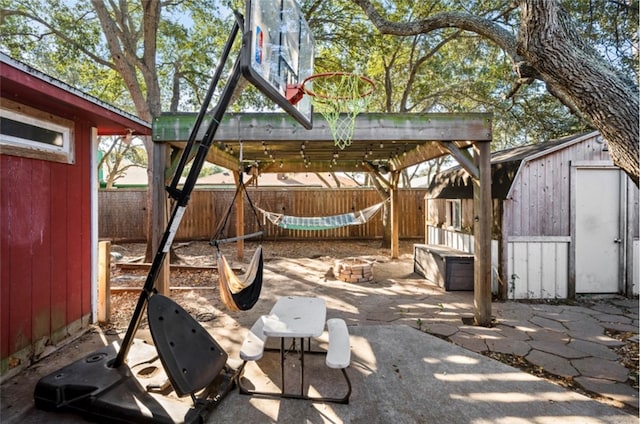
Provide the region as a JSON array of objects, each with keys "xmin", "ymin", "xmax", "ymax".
[
  {"xmin": 507, "ymin": 238, "xmax": 569, "ymax": 299},
  {"xmin": 506, "ymin": 137, "xmax": 610, "ymax": 237},
  {"xmin": 1, "ymin": 121, "xmax": 92, "ymax": 370},
  {"xmin": 634, "ymin": 240, "xmax": 639, "ymax": 296}
]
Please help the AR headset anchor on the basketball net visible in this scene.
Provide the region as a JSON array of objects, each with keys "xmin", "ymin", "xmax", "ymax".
[{"xmin": 302, "ymin": 73, "xmax": 374, "ymax": 149}]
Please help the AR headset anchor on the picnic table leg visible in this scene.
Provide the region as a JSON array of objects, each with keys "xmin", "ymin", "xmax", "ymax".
[
  {"xmin": 299, "ymin": 337, "xmax": 305, "ymax": 395},
  {"xmin": 280, "ymin": 338, "xmax": 286, "ymax": 394}
]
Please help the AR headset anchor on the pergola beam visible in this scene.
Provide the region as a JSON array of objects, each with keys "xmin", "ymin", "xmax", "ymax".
[
  {"xmin": 154, "ymin": 112, "xmax": 492, "ymax": 174},
  {"xmin": 154, "ymin": 112, "xmax": 492, "ymax": 143},
  {"xmin": 437, "ymin": 141, "xmax": 479, "ymax": 179}
]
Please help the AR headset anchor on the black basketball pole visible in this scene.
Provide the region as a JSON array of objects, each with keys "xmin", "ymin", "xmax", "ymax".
[
  {"xmin": 167, "ymin": 16, "xmax": 241, "ymax": 194},
  {"xmin": 113, "ymin": 17, "xmax": 243, "ymax": 368}
]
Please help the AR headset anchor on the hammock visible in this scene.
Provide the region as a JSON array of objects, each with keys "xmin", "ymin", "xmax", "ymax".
[
  {"xmin": 258, "ymin": 199, "xmax": 388, "ymax": 231},
  {"xmin": 217, "ymin": 245, "xmax": 263, "ymax": 311},
  {"xmin": 211, "ymin": 163, "xmax": 264, "ymax": 311}
]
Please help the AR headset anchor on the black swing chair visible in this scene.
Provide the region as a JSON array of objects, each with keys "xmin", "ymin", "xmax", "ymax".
[{"xmin": 210, "ymin": 169, "xmax": 265, "ymax": 312}]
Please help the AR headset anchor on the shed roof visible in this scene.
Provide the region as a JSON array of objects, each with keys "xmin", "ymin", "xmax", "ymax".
[
  {"xmin": 427, "ymin": 132, "xmax": 598, "ymax": 199},
  {"xmin": 0, "ymin": 53, "xmax": 151, "ymax": 136}
]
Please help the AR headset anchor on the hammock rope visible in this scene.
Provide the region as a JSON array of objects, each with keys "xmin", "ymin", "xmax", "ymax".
[
  {"xmin": 210, "ymin": 175, "xmax": 264, "ymax": 247},
  {"xmin": 257, "ymin": 198, "xmax": 389, "ymax": 231}
]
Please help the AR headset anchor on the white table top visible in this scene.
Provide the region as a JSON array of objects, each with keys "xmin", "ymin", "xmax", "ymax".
[{"xmin": 263, "ymin": 296, "xmax": 327, "ymax": 338}]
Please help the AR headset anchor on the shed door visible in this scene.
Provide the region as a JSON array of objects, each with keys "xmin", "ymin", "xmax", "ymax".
[{"xmin": 575, "ymin": 167, "xmax": 621, "ymax": 293}]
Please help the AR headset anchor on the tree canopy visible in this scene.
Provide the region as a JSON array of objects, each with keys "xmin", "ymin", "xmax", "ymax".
[
  {"xmin": 350, "ymin": 0, "xmax": 639, "ymax": 184},
  {"xmin": 1, "ymin": 0, "xmax": 637, "ymax": 183}
]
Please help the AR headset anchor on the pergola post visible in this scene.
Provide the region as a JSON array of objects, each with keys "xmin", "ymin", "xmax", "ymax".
[
  {"xmin": 390, "ymin": 171, "xmax": 400, "ymax": 259},
  {"xmin": 473, "ymin": 142, "xmax": 492, "ymax": 326},
  {"xmin": 151, "ymin": 141, "xmax": 169, "ymax": 296}
]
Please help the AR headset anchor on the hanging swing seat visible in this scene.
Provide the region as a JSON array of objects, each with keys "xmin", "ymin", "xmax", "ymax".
[
  {"xmin": 217, "ymin": 246, "xmax": 264, "ymax": 311},
  {"xmin": 211, "ymin": 167, "xmax": 265, "ymax": 312}
]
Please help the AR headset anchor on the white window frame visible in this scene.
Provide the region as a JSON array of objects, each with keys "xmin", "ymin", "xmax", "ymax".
[{"xmin": 0, "ymin": 100, "xmax": 75, "ymax": 164}]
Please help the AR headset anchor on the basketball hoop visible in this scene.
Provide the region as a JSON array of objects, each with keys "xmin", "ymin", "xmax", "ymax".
[{"xmin": 299, "ymin": 72, "xmax": 375, "ymax": 149}]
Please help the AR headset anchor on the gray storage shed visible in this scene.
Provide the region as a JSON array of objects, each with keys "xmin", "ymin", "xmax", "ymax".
[{"xmin": 426, "ymin": 131, "xmax": 639, "ymax": 300}]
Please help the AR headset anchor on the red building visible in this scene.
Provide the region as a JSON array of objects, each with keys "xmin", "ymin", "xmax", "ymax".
[{"xmin": 0, "ymin": 53, "xmax": 151, "ymax": 381}]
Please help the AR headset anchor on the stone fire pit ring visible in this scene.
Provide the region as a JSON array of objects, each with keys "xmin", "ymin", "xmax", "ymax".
[{"xmin": 333, "ymin": 257, "xmax": 374, "ymax": 283}]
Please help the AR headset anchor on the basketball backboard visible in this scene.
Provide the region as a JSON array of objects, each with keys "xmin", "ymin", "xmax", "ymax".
[{"xmin": 242, "ymin": 0, "xmax": 314, "ymax": 129}]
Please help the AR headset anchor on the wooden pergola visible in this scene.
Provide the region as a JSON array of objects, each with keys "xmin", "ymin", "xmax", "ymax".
[{"xmin": 153, "ymin": 112, "xmax": 494, "ymax": 325}]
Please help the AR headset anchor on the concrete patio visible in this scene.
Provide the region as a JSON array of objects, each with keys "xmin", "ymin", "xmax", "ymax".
[{"xmin": 1, "ymin": 254, "xmax": 637, "ymax": 423}]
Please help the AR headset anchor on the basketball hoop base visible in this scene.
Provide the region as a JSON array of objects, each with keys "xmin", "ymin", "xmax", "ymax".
[{"xmin": 33, "ymin": 341, "xmax": 237, "ymax": 424}]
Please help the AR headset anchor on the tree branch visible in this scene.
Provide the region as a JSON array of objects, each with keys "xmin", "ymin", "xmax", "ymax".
[
  {"xmin": 352, "ymin": 1, "xmax": 520, "ymax": 60},
  {"xmin": 0, "ymin": 7, "xmax": 114, "ymax": 69}
]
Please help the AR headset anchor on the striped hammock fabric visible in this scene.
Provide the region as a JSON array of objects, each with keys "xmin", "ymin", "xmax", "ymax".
[{"xmin": 258, "ymin": 199, "xmax": 388, "ymax": 231}]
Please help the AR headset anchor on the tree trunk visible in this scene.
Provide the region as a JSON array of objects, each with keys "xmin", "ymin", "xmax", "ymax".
[{"xmin": 518, "ymin": 0, "xmax": 639, "ymax": 185}]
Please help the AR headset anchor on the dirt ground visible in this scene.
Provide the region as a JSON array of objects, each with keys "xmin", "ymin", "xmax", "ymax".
[{"xmin": 106, "ymin": 239, "xmax": 418, "ymax": 332}]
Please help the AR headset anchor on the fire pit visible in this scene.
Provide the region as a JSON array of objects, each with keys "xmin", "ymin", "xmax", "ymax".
[{"xmin": 333, "ymin": 258, "xmax": 374, "ymax": 283}]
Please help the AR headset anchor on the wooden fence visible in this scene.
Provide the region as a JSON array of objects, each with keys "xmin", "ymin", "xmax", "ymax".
[{"xmin": 99, "ymin": 188, "xmax": 427, "ymax": 242}]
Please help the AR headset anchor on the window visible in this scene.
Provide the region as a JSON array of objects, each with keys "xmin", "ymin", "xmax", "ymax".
[
  {"xmin": 445, "ymin": 199, "xmax": 461, "ymax": 230},
  {"xmin": 0, "ymin": 101, "xmax": 74, "ymax": 164}
]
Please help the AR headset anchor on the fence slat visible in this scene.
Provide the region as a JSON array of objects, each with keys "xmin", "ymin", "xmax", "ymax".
[{"xmin": 99, "ymin": 188, "xmax": 427, "ymax": 242}]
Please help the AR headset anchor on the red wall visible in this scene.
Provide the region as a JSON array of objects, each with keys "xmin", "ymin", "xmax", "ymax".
[{"xmin": 1, "ymin": 121, "xmax": 92, "ymax": 365}]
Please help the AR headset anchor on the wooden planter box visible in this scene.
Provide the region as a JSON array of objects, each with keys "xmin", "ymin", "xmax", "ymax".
[{"xmin": 413, "ymin": 244, "xmax": 474, "ymax": 291}]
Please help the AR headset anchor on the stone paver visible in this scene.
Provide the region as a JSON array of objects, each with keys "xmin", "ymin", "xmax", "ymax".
[
  {"xmin": 535, "ymin": 309, "xmax": 591, "ymax": 323},
  {"xmin": 505, "ymin": 320, "xmax": 542, "ymax": 333},
  {"xmin": 568, "ymin": 339, "xmax": 619, "ymax": 360},
  {"xmin": 420, "ymin": 292, "xmax": 638, "ymax": 415},
  {"xmin": 571, "ymin": 357, "xmax": 629, "ymax": 382},
  {"xmin": 427, "ymin": 294, "xmax": 637, "ymax": 415},
  {"xmin": 610, "ymin": 298, "xmax": 639, "ymax": 309},
  {"xmin": 492, "ymin": 306, "xmax": 534, "ymax": 323},
  {"xmin": 459, "ymin": 324, "xmax": 503, "ymax": 338},
  {"xmin": 528, "ymin": 339, "xmax": 586, "ymax": 359},
  {"xmin": 494, "ymin": 323, "xmax": 531, "ymax": 341},
  {"xmin": 525, "ymin": 349, "xmax": 579, "ymax": 378},
  {"xmin": 575, "ymin": 376, "xmax": 640, "ymax": 408},
  {"xmin": 601, "ymin": 322, "xmax": 640, "ymax": 333},
  {"xmin": 593, "ymin": 313, "xmax": 633, "ymax": 325},
  {"xmin": 567, "ymin": 330, "xmax": 626, "ymax": 347},
  {"xmin": 531, "ymin": 303, "xmax": 567, "ymax": 313},
  {"xmin": 526, "ymin": 328, "xmax": 571, "ymax": 343},
  {"xmin": 448, "ymin": 331, "xmax": 487, "ymax": 353},
  {"xmin": 485, "ymin": 337, "xmax": 531, "ymax": 357},
  {"xmin": 425, "ymin": 323, "xmax": 458, "ymax": 337},
  {"xmin": 530, "ymin": 315, "xmax": 569, "ymax": 331},
  {"xmin": 365, "ymin": 309, "xmax": 400, "ymax": 322},
  {"xmin": 589, "ymin": 302, "xmax": 628, "ymax": 315},
  {"xmin": 563, "ymin": 316, "xmax": 605, "ymax": 333}
]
